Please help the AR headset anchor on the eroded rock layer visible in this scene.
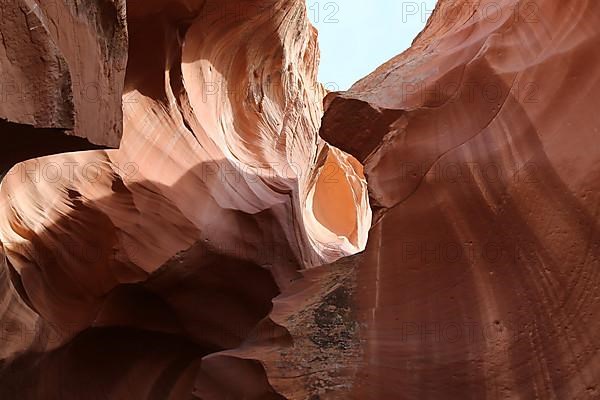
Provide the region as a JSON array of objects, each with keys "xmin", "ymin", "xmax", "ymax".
[
  {"xmin": 0, "ymin": 0, "xmax": 370, "ymax": 398},
  {"xmin": 0, "ymin": 0, "xmax": 127, "ymax": 173},
  {"xmin": 312, "ymin": 0, "xmax": 600, "ymax": 398}
]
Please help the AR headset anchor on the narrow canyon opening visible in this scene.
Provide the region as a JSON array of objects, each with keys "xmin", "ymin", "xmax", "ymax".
[{"xmin": 305, "ymin": 0, "xmax": 438, "ymax": 253}]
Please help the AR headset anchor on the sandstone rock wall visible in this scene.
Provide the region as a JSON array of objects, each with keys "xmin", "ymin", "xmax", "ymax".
[
  {"xmin": 0, "ymin": 0, "xmax": 127, "ymax": 173},
  {"xmin": 0, "ymin": 0, "xmax": 599, "ymax": 399},
  {"xmin": 0, "ymin": 0, "xmax": 370, "ymax": 398}
]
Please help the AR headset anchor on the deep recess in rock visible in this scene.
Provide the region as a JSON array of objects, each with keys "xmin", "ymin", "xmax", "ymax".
[
  {"xmin": 0, "ymin": 0, "xmax": 599, "ymax": 399},
  {"xmin": 0, "ymin": 119, "xmax": 106, "ymax": 179}
]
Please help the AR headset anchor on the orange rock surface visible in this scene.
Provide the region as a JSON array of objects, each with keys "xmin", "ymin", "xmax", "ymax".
[
  {"xmin": 0, "ymin": 0, "xmax": 369, "ymax": 398},
  {"xmin": 1, "ymin": 0, "xmax": 599, "ymax": 398}
]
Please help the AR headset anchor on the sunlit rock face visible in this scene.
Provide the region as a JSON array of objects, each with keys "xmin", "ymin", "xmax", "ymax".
[
  {"xmin": 0, "ymin": 0, "xmax": 370, "ymax": 398},
  {"xmin": 1, "ymin": 0, "xmax": 599, "ymax": 398}
]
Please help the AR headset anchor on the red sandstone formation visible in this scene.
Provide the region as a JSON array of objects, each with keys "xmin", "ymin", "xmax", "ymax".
[
  {"xmin": 0, "ymin": 0, "xmax": 368, "ymax": 398},
  {"xmin": 0, "ymin": 0, "xmax": 127, "ymax": 172},
  {"xmin": 1, "ymin": 0, "xmax": 599, "ymax": 399}
]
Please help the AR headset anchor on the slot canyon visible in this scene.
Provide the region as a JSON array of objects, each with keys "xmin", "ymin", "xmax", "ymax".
[{"xmin": 0, "ymin": 0, "xmax": 599, "ymax": 399}]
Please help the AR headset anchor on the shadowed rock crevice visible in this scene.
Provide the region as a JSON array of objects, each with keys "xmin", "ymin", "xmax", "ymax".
[{"xmin": 0, "ymin": 119, "xmax": 106, "ymax": 179}]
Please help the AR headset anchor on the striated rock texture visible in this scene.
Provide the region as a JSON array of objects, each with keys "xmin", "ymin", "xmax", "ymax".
[
  {"xmin": 0, "ymin": 0, "xmax": 599, "ymax": 399},
  {"xmin": 314, "ymin": 0, "xmax": 600, "ymax": 398},
  {"xmin": 0, "ymin": 0, "xmax": 128, "ymax": 173},
  {"xmin": 0, "ymin": 0, "xmax": 369, "ymax": 398}
]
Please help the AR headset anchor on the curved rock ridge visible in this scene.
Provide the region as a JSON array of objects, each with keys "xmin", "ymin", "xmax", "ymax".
[{"xmin": 0, "ymin": 0, "xmax": 370, "ymax": 398}]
